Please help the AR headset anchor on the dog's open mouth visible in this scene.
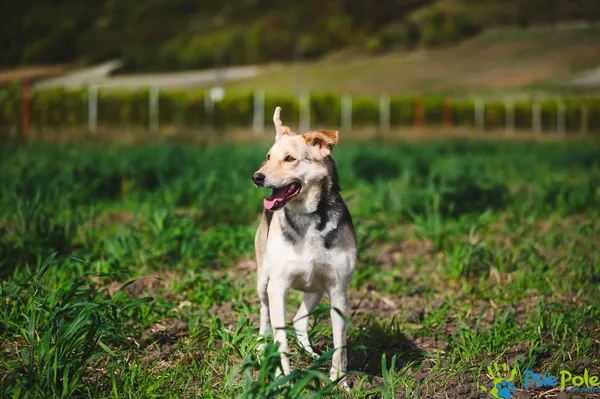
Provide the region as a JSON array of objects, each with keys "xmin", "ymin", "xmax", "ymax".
[{"xmin": 263, "ymin": 182, "xmax": 301, "ymax": 211}]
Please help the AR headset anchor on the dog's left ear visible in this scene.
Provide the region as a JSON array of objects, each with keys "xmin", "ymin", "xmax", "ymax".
[
  {"xmin": 274, "ymin": 106, "xmax": 294, "ymax": 141},
  {"xmin": 302, "ymin": 130, "xmax": 339, "ymax": 158}
]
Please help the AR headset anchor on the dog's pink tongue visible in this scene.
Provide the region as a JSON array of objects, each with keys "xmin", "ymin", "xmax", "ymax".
[{"xmin": 264, "ymin": 186, "xmax": 288, "ymax": 210}]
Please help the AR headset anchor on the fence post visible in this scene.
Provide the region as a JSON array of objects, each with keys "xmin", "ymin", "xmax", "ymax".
[
  {"xmin": 504, "ymin": 97, "xmax": 514, "ymax": 134},
  {"xmin": 415, "ymin": 99, "xmax": 425, "ymax": 128},
  {"xmin": 252, "ymin": 90, "xmax": 265, "ymax": 134},
  {"xmin": 580, "ymin": 105, "xmax": 588, "ymax": 135},
  {"xmin": 532, "ymin": 100, "xmax": 541, "ymax": 134},
  {"xmin": 379, "ymin": 95, "xmax": 390, "ymax": 135},
  {"xmin": 22, "ymin": 82, "xmax": 30, "ymax": 139},
  {"xmin": 204, "ymin": 91, "xmax": 214, "ymax": 131},
  {"xmin": 88, "ymin": 85, "xmax": 98, "ymax": 133},
  {"xmin": 556, "ymin": 99, "xmax": 565, "ymax": 136},
  {"xmin": 40, "ymin": 92, "xmax": 47, "ymax": 134},
  {"xmin": 299, "ymin": 92, "xmax": 310, "ymax": 133},
  {"xmin": 149, "ymin": 86, "xmax": 159, "ymax": 132},
  {"xmin": 341, "ymin": 95, "xmax": 352, "ymax": 133},
  {"xmin": 443, "ymin": 99, "xmax": 452, "ymax": 128},
  {"xmin": 474, "ymin": 97, "xmax": 485, "ymax": 132}
]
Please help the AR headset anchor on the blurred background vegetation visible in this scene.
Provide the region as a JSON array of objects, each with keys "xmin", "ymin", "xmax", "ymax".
[{"xmin": 3, "ymin": 0, "xmax": 600, "ymax": 72}]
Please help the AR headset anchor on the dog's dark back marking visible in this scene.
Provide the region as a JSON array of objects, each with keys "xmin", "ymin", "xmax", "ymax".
[
  {"xmin": 323, "ymin": 205, "xmax": 354, "ymax": 249},
  {"xmin": 316, "ymin": 197, "xmax": 339, "ymax": 231},
  {"xmin": 323, "ymin": 156, "xmax": 341, "ymax": 193},
  {"xmin": 316, "ymin": 156, "xmax": 356, "ymax": 248},
  {"xmin": 316, "ymin": 156, "xmax": 342, "ymax": 231}
]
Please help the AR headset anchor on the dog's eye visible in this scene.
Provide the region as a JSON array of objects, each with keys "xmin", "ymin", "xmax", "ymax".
[
  {"xmin": 284, "ymin": 155, "xmax": 296, "ymax": 162},
  {"xmin": 267, "ymin": 154, "xmax": 270, "ymax": 160}
]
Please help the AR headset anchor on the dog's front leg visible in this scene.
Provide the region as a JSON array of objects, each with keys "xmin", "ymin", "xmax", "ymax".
[
  {"xmin": 257, "ymin": 273, "xmax": 271, "ymax": 348},
  {"xmin": 267, "ymin": 280, "xmax": 291, "ymax": 376},
  {"xmin": 329, "ymin": 288, "xmax": 349, "ymax": 384}
]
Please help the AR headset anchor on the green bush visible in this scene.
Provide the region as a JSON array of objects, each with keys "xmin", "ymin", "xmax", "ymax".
[
  {"xmin": 485, "ymin": 101, "xmax": 505, "ymax": 129},
  {"xmin": 214, "ymin": 93, "xmax": 253, "ymax": 127},
  {"xmin": 424, "ymin": 97, "xmax": 446, "ymax": 125},
  {"xmin": 415, "ymin": 8, "xmax": 447, "ymax": 47},
  {"xmin": 513, "ymin": 99, "xmax": 533, "ymax": 130},
  {"xmin": 181, "ymin": 91, "xmax": 207, "ymax": 127},
  {"xmin": 588, "ymin": 98, "xmax": 600, "ymax": 131},
  {"xmin": 453, "ymin": 99, "xmax": 475, "ymax": 127},
  {"xmin": 96, "ymin": 89, "xmax": 150, "ymax": 127},
  {"xmin": 264, "ymin": 96, "xmax": 299, "ymax": 128},
  {"xmin": 390, "ymin": 97, "xmax": 416, "ymax": 126},
  {"xmin": 378, "ymin": 20, "xmax": 421, "ymax": 50},
  {"xmin": 564, "ymin": 98, "xmax": 584, "ymax": 132},
  {"xmin": 179, "ymin": 29, "xmax": 245, "ymax": 69},
  {"xmin": 158, "ymin": 90, "xmax": 186, "ymax": 125},
  {"xmin": 311, "ymin": 94, "xmax": 341, "ymax": 128},
  {"xmin": 154, "ymin": 24, "xmax": 296, "ymax": 70},
  {"xmin": 352, "ymin": 97, "xmax": 378, "ymax": 126},
  {"xmin": 0, "ymin": 83, "xmax": 22, "ymax": 133},
  {"xmin": 408, "ymin": 1, "xmax": 480, "ymax": 47}
]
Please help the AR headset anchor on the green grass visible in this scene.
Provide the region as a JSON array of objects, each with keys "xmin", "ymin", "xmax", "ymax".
[
  {"xmin": 1, "ymin": 139, "xmax": 599, "ymax": 398},
  {"xmin": 222, "ymin": 25, "xmax": 600, "ymax": 95}
]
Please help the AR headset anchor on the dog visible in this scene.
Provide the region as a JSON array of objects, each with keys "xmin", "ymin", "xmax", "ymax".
[{"xmin": 253, "ymin": 106, "xmax": 357, "ymax": 384}]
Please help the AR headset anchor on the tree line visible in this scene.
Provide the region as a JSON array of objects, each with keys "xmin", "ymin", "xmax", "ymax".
[{"xmin": 2, "ymin": 0, "xmax": 599, "ymax": 71}]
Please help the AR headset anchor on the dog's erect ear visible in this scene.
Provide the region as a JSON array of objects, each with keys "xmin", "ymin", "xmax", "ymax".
[
  {"xmin": 302, "ymin": 130, "xmax": 339, "ymax": 158},
  {"xmin": 273, "ymin": 106, "xmax": 294, "ymax": 141}
]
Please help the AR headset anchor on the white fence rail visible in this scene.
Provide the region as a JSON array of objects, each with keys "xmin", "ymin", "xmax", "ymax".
[{"xmin": 2, "ymin": 84, "xmax": 598, "ymax": 137}]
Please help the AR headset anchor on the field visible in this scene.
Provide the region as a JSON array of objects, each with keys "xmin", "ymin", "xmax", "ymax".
[
  {"xmin": 223, "ymin": 25, "xmax": 600, "ymax": 95},
  {"xmin": 1, "ymin": 139, "xmax": 600, "ymax": 398}
]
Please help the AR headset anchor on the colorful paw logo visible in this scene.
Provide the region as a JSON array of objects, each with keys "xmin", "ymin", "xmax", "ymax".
[
  {"xmin": 496, "ymin": 379, "xmax": 516, "ymax": 398},
  {"xmin": 480, "ymin": 362, "xmax": 518, "ymax": 399}
]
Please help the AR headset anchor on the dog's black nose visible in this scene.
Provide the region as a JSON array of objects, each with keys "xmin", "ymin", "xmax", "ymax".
[{"xmin": 253, "ymin": 173, "xmax": 265, "ymax": 186}]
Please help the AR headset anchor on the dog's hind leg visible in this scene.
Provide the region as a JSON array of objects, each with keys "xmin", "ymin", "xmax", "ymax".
[{"xmin": 293, "ymin": 292, "xmax": 324, "ymax": 358}]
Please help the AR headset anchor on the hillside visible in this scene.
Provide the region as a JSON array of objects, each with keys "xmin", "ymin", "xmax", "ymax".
[{"xmin": 220, "ymin": 25, "xmax": 600, "ymax": 95}]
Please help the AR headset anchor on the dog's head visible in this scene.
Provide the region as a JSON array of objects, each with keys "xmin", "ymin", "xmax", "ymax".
[{"xmin": 253, "ymin": 107, "xmax": 339, "ymax": 212}]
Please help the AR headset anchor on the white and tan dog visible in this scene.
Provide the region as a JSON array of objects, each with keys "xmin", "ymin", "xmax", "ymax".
[{"xmin": 253, "ymin": 107, "xmax": 356, "ymax": 383}]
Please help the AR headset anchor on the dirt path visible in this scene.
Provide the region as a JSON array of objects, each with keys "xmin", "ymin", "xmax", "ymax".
[
  {"xmin": 568, "ymin": 65, "xmax": 600, "ymax": 87},
  {"xmin": 33, "ymin": 60, "xmax": 260, "ymax": 90}
]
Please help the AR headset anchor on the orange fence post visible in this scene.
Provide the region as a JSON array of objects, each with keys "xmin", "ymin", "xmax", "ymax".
[
  {"xmin": 22, "ymin": 82, "xmax": 30, "ymax": 139},
  {"xmin": 443, "ymin": 99, "xmax": 452, "ymax": 128},
  {"xmin": 415, "ymin": 99, "xmax": 425, "ymax": 128}
]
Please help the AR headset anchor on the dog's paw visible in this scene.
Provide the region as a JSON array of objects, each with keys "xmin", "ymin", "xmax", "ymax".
[
  {"xmin": 330, "ymin": 370, "xmax": 349, "ymax": 391},
  {"xmin": 304, "ymin": 347, "xmax": 319, "ymax": 359},
  {"xmin": 332, "ymin": 378, "xmax": 350, "ymax": 392}
]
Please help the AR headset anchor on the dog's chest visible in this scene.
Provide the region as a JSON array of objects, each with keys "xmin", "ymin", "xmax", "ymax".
[{"xmin": 265, "ymin": 215, "xmax": 338, "ymax": 292}]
